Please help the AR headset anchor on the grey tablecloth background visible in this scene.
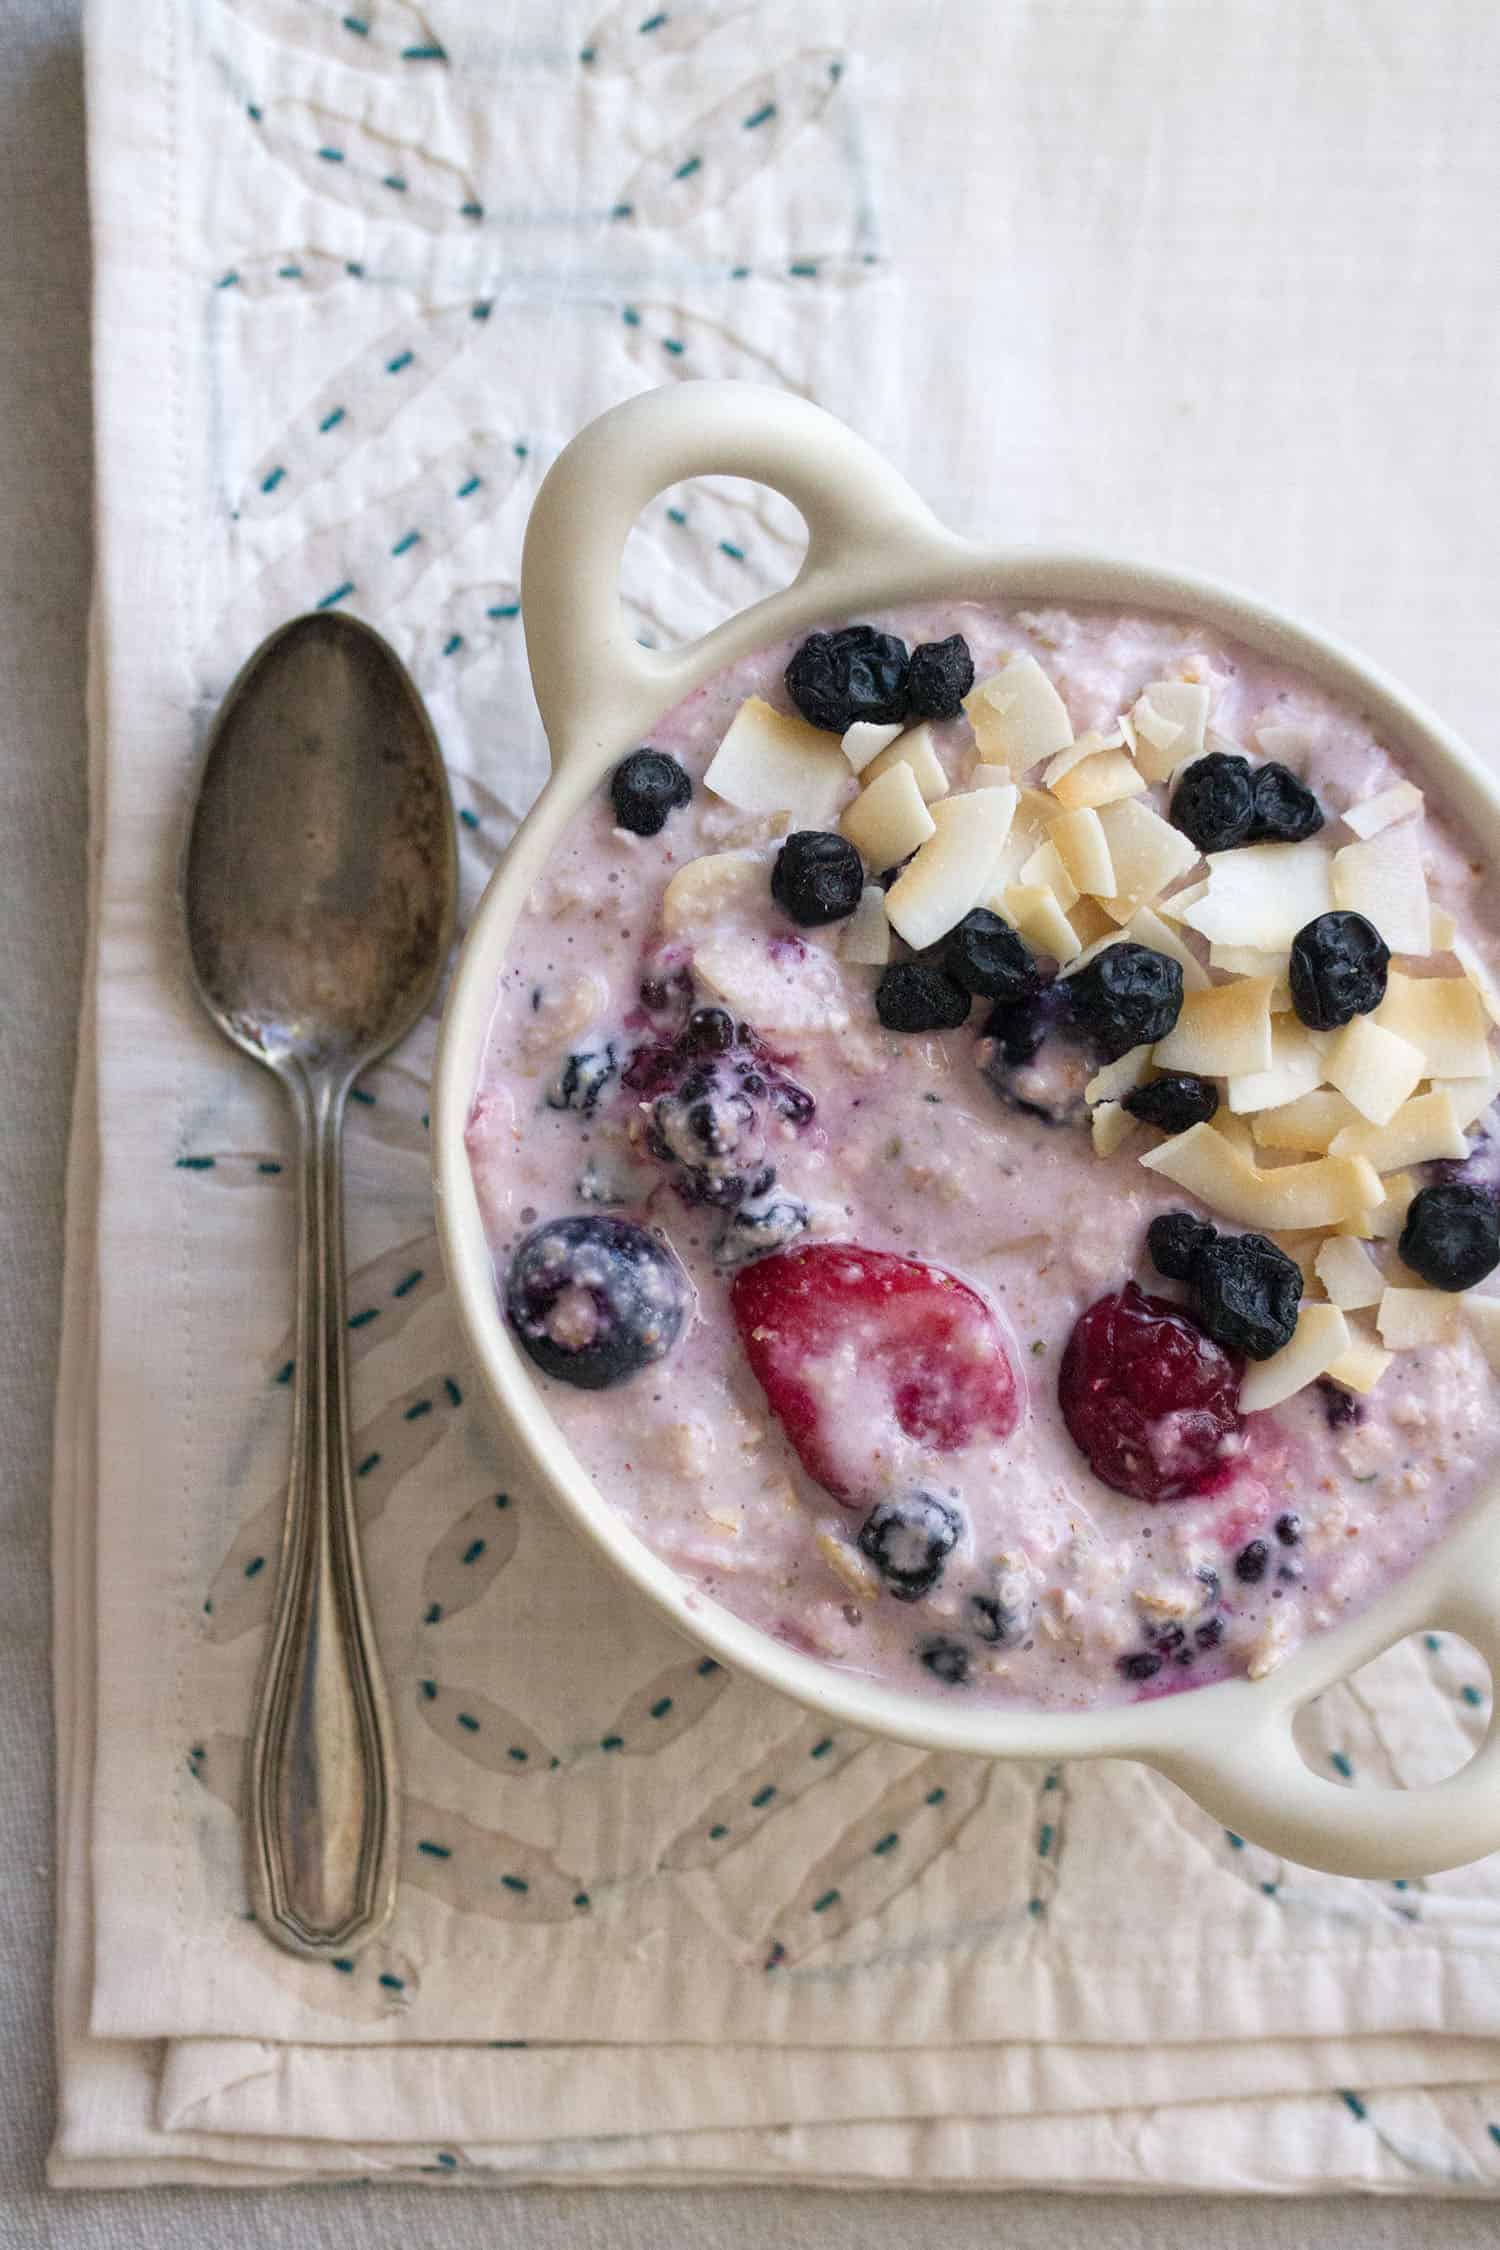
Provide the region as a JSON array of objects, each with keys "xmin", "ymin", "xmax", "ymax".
[{"xmin": 1, "ymin": 2, "xmax": 1495, "ymax": 2240}]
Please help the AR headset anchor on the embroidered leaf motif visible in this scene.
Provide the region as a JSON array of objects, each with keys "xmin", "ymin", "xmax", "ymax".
[
  {"xmin": 404, "ymin": 1793, "xmax": 593, "ymax": 1922},
  {"xmin": 407, "ymin": 579, "xmax": 524, "ymax": 675},
  {"xmin": 205, "ymin": 1370, "xmax": 467, "ymax": 1641},
  {"xmin": 414, "ymin": 1679, "xmax": 558, "ymax": 1776},
  {"xmin": 225, "ymin": 433, "xmax": 524, "ymax": 654},
  {"xmin": 661, "ymin": 1715, "xmax": 864, "ymax": 1869},
  {"xmin": 420, "ymin": 1490, "xmax": 522, "ymax": 1626},
  {"xmin": 578, "ymin": 1, "xmax": 755, "ymax": 74},
  {"xmin": 239, "ymin": 305, "xmax": 500, "ymax": 521},
  {"xmin": 246, "ymin": 97, "xmax": 480, "ymax": 232},
  {"xmin": 263, "ymin": 1230, "xmax": 443, "ymax": 1380},
  {"xmin": 615, "ymin": 299, "xmax": 804, "ymax": 394},
  {"xmin": 610, "ymin": 51, "xmax": 845, "ymax": 228},
  {"xmin": 213, "ymin": 248, "xmax": 371, "ymax": 300},
  {"xmin": 595, "ymin": 1654, "xmax": 732, "ymax": 1757},
  {"xmin": 763, "ymin": 1754, "xmax": 991, "ymax": 1963},
  {"xmin": 218, "ymin": 0, "xmax": 448, "ymax": 71}
]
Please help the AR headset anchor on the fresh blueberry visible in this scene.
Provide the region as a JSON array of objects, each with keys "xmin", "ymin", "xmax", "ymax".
[
  {"xmin": 682, "ymin": 1005, "xmax": 737, "ymax": 1055},
  {"xmin": 875, "ymin": 961, "xmax": 973, "ymax": 1033},
  {"xmin": 1190, "ymin": 1230, "xmax": 1302, "ymax": 1360},
  {"xmin": 1065, "ymin": 942, "xmax": 1184, "ymax": 1062},
  {"xmin": 1146, "ymin": 1209, "xmax": 1218, "ymax": 1281},
  {"xmin": 1124, "ymin": 1073, "xmax": 1220, "ymax": 1134},
  {"xmin": 505, "ymin": 1216, "xmax": 689, "ymax": 1390},
  {"xmin": 942, "ymin": 909, "xmax": 1041, "ymax": 1003},
  {"xmin": 857, "ymin": 1492, "xmax": 963, "ymax": 1602},
  {"xmin": 1170, "ymin": 751, "xmax": 1255, "ymax": 852},
  {"xmin": 1118, "ymin": 1650, "xmax": 1163, "ymax": 1682},
  {"xmin": 610, "ymin": 748, "xmax": 692, "ymax": 836},
  {"xmin": 1249, "ymin": 763, "xmax": 1325, "ymax": 843},
  {"xmin": 917, "ymin": 1634, "xmax": 972, "ymax": 1686},
  {"xmin": 1195, "ymin": 1615, "xmax": 1225, "ymax": 1648},
  {"xmin": 1275, "ymin": 1512, "xmax": 1302, "ymax": 1545},
  {"xmin": 771, "ymin": 830, "xmax": 865, "ymax": 926},
  {"xmin": 1288, "ymin": 911, "xmax": 1390, "ymax": 1030},
  {"xmin": 903, "ymin": 633, "xmax": 975, "ymax": 721},
  {"xmin": 1234, "ymin": 1539, "xmax": 1270, "ymax": 1584},
  {"xmin": 545, "ymin": 1041, "xmax": 618, "ymax": 1117},
  {"xmin": 979, "ymin": 982, "xmax": 1092, "ymax": 1127},
  {"xmin": 785, "ymin": 624, "xmax": 909, "ymax": 733},
  {"xmin": 1398, "ymin": 1182, "xmax": 1500, "ymax": 1291}
]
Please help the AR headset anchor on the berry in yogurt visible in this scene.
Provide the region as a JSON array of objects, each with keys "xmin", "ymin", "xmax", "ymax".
[{"xmin": 468, "ymin": 598, "xmax": 1500, "ymax": 1709}]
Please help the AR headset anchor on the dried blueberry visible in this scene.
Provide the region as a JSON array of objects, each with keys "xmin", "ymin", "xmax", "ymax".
[
  {"xmin": 1234, "ymin": 1539, "xmax": 1270, "ymax": 1584},
  {"xmin": 1288, "ymin": 911, "xmax": 1390, "ymax": 1030},
  {"xmin": 1190, "ymin": 1230, "xmax": 1302, "ymax": 1360},
  {"xmin": 1118, "ymin": 1650, "xmax": 1163, "ymax": 1682},
  {"xmin": 505, "ymin": 1216, "xmax": 689, "ymax": 1390},
  {"xmin": 917, "ymin": 1634, "xmax": 972, "ymax": 1686},
  {"xmin": 610, "ymin": 748, "xmax": 692, "ymax": 836},
  {"xmin": 1195, "ymin": 1615, "xmax": 1225, "ymax": 1648},
  {"xmin": 943, "ymin": 909, "xmax": 1041, "ymax": 1003},
  {"xmin": 785, "ymin": 624, "xmax": 909, "ymax": 733},
  {"xmin": 1124, "ymin": 1073, "xmax": 1220, "ymax": 1134},
  {"xmin": 1275, "ymin": 1512, "xmax": 1302, "ymax": 1545},
  {"xmin": 876, "ymin": 961, "xmax": 973, "ymax": 1033},
  {"xmin": 1146, "ymin": 1210, "xmax": 1218, "ymax": 1282},
  {"xmin": 1398, "ymin": 1182, "xmax": 1500, "ymax": 1291},
  {"xmin": 857, "ymin": 1492, "xmax": 963, "ymax": 1602},
  {"xmin": 1249, "ymin": 763, "xmax": 1325, "ymax": 843},
  {"xmin": 771, "ymin": 830, "xmax": 865, "ymax": 926},
  {"xmin": 1170, "ymin": 751, "xmax": 1255, "ymax": 852},
  {"xmin": 903, "ymin": 633, "xmax": 975, "ymax": 721},
  {"xmin": 1065, "ymin": 942, "xmax": 1184, "ymax": 1062},
  {"xmin": 546, "ymin": 1041, "xmax": 618, "ymax": 1117}
]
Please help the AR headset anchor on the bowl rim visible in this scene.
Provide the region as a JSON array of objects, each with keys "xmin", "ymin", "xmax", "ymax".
[{"xmin": 434, "ymin": 536, "xmax": 1500, "ymax": 1772}]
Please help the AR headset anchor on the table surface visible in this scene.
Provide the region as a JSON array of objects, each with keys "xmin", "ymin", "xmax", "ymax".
[{"xmin": 3, "ymin": 5, "xmax": 1497, "ymax": 2239}]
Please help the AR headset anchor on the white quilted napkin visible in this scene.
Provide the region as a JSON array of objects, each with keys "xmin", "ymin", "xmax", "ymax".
[{"xmin": 54, "ymin": 0, "xmax": 1500, "ymax": 2188}]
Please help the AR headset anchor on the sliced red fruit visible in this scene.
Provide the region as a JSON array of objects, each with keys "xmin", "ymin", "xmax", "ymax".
[
  {"xmin": 729, "ymin": 1241, "xmax": 1020, "ymax": 1504},
  {"xmin": 1059, "ymin": 1281, "xmax": 1244, "ymax": 1503}
]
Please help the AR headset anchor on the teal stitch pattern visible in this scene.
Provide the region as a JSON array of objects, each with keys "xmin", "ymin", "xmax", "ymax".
[
  {"xmin": 319, "ymin": 407, "xmax": 346, "ymax": 432},
  {"xmin": 391, "ymin": 530, "xmax": 421, "ymax": 555},
  {"xmin": 743, "ymin": 102, "xmax": 776, "ymax": 128},
  {"xmin": 386, "ymin": 349, "xmax": 416, "ymax": 373},
  {"xmin": 458, "ymin": 807, "xmax": 480, "ymax": 827},
  {"xmin": 316, "ymin": 580, "xmax": 355, "ymax": 608},
  {"xmin": 348, "ymin": 1308, "xmax": 379, "ymax": 1329},
  {"xmin": 444, "ymin": 633, "xmax": 464, "ymax": 655},
  {"xmin": 1340, "ymin": 2089, "xmax": 1368, "ymax": 2120},
  {"xmin": 1330, "ymin": 1751, "xmax": 1354, "ymax": 1779},
  {"xmin": 393, "ymin": 1269, "xmax": 423, "ymax": 1296}
]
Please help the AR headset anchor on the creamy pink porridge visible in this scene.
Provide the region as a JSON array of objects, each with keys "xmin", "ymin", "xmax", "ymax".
[{"xmin": 466, "ymin": 600, "xmax": 1500, "ymax": 1710}]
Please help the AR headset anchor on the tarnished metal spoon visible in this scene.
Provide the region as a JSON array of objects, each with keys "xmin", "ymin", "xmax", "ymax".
[{"xmin": 184, "ymin": 612, "xmax": 457, "ymax": 1958}]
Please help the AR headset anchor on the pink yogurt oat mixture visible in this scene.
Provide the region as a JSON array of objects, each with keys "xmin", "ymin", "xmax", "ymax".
[{"xmin": 467, "ymin": 599, "xmax": 1500, "ymax": 1711}]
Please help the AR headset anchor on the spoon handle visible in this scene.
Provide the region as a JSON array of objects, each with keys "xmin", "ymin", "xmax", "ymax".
[{"xmin": 245, "ymin": 1067, "xmax": 401, "ymax": 1957}]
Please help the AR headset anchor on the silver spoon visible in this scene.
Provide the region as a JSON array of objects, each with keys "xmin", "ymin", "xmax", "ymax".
[{"xmin": 184, "ymin": 612, "xmax": 457, "ymax": 1958}]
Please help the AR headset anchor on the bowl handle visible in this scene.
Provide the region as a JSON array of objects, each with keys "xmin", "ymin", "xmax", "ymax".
[
  {"xmin": 520, "ymin": 381, "xmax": 957, "ymax": 761},
  {"xmin": 1145, "ymin": 1573, "xmax": 1500, "ymax": 1878}
]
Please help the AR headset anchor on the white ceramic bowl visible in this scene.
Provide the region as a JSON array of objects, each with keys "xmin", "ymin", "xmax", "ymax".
[{"xmin": 433, "ymin": 380, "xmax": 1500, "ymax": 1878}]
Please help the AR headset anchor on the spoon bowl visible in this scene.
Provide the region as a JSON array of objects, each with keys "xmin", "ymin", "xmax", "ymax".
[
  {"xmin": 186, "ymin": 611, "xmax": 454, "ymax": 1074},
  {"xmin": 185, "ymin": 610, "xmax": 456, "ymax": 1958}
]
